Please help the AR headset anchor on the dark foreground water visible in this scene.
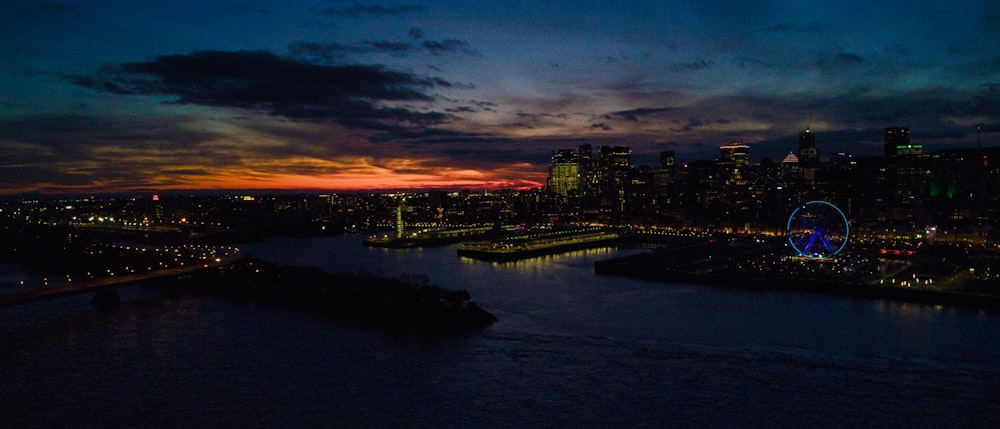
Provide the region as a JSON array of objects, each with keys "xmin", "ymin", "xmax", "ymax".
[{"xmin": 2, "ymin": 235, "xmax": 999, "ymax": 427}]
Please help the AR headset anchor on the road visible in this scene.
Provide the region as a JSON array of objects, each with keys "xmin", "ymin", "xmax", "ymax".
[{"xmin": 0, "ymin": 259, "xmax": 236, "ymax": 308}]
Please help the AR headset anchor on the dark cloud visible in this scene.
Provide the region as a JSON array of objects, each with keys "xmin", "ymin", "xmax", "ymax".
[
  {"xmin": 675, "ymin": 60, "xmax": 713, "ymax": 71},
  {"xmin": 669, "ymin": 117, "xmax": 732, "ymax": 133},
  {"xmin": 502, "ymin": 122, "xmax": 535, "ymax": 129},
  {"xmin": 2, "ymin": 114, "xmax": 215, "ymax": 152},
  {"xmin": 320, "ymin": 4, "xmax": 425, "ymax": 17},
  {"xmin": 289, "ymin": 37, "xmax": 480, "ymax": 61},
  {"xmin": 71, "ymin": 50, "xmax": 451, "ymax": 130},
  {"xmin": 288, "ymin": 41, "xmax": 413, "ymax": 61},
  {"xmin": 835, "ymin": 52, "xmax": 864, "ymax": 64},
  {"xmin": 421, "ymin": 39, "xmax": 480, "ymax": 57},
  {"xmin": 768, "ymin": 21, "xmax": 821, "ymax": 33},
  {"xmin": 817, "ymin": 52, "xmax": 865, "ymax": 70},
  {"xmin": 439, "ymin": 145, "xmax": 547, "ymax": 165},
  {"xmin": 732, "ymin": 57, "xmax": 772, "ymax": 69},
  {"xmin": 408, "ymin": 27, "xmax": 425, "ymax": 39},
  {"xmin": 590, "ymin": 122, "xmax": 612, "ymax": 131},
  {"xmin": 611, "ymin": 107, "xmax": 676, "ymax": 119},
  {"xmin": 369, "ymin": 127, "xmax": 508, "ymax": 145}
]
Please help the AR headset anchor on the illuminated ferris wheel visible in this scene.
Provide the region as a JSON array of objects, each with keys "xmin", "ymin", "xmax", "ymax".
[{"xmin": 786, "ymin": 201, "xmax": 849, "ymax": 258}]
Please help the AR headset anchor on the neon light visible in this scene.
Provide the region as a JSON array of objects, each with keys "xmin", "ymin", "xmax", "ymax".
[{"xmin": 786, "ymin": 200, "xmax": 849, "ymax": 257}]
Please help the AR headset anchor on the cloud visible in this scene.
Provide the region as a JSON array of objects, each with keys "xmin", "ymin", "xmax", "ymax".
[
  {"xmin": 0, "ymin": 114, "xmax": 228, "ymax": 192},
  {"xmin": 768, "ymin": 21, "xmax": 821, "ymax": 33},
  {"xmin": 288, "ymin": 41, "xmax": 413, "ymax": 61},
  {"xmin": 71, "ymin": 50, "xmax": 452, "ymax": 130},
  {"xmin": 817, "ymin": 52, "xmax": 865, "ymax": 70},
  {"xmin": 320, "ymin": 3, "xmax": 425, "ymax": 17},
  {"xmin": 288, "ymin": 37, "xmax": 480, "ymax": 61},
  {"xmin": 590, "ymin": 122, "xmax": 612, "ymax": 131},
  {"xmin": 408, "ymin": 27, "xmax": 425, "ymax": 39},
  {"xmin": 611, "ymin": 107, "xmax": 676, "ymax": 121},
  {"xmin": 675, "ymin": 60, "xmax": 713, "ymax": 71},
  {"xmin": 670, "ymin": 117, "xmax": 732, "ymax": 133},
  {"xmin": 421, "ymin": 39, "xmax": 481, "ymax": 56}
]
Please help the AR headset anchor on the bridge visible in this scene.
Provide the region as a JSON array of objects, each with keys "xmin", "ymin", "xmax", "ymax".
[{"xmin": 0, "ymin": 258, "xmax": 238, "ymax": 308}]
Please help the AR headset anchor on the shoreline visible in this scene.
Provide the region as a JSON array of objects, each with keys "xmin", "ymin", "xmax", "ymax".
[{"xmin": 594, "ymin": 253, "xmax": 1000, "ymax": 312}]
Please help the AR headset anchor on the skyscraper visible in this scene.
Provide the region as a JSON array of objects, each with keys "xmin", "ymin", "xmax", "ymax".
[
  {"xmin": 885, "ymin": 127, "xmax": 910, "ymax": 158},
  {"xmin": 660, "ymin": 150, "xmax": 675, "ymax": 168},
  {"xmin": 718, "ymin": 141, "xmax": 750, "ymax": 186},
  {"xmin": 546, "ymin": 149, "xmax": 581, "ymax": 196},
  {"xmin": 718, "ymin": 142, "xmax": 750, "ymax": 170},
  {"xmin": 597, "ymin": 146, "xmax": 632, "ymax": 211},
  {"xmin": 653, "ymin": 151, "xmax": 675, "ymax": 204},
  {"xmin": 798, "ymin": 128, "xmax": 818, "ymax": 164},
  {"xmin": 578, "ymin": 144, "xmax": 594, "ymax": 198}
]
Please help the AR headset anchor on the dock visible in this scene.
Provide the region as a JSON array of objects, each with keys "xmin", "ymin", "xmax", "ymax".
[
  {"xmin": 457, "ymin": 228, "xmax": 621, "ymax": 262},
  {"xmin": 363, "ymin": 226, "xmax": 494, "ymax": 248}
]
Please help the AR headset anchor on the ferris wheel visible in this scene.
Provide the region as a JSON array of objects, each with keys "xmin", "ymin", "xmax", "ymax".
[{"xmin": 786, "ymin": 201, "xmax": 849, "ymax": 258}]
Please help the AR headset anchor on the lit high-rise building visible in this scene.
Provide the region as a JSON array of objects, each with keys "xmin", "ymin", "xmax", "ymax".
[
  {"xmin": 546, "ymin": 149, "xmax": 581, "ymax": 196},
  {"xmin": 718, "ymin": 141, "xmax": 750, "ymax": 187},
  {"xmin": 798, "ymin": 128, "xmax": 818, "ymax": 164},
  {"xmin": 578, "ymin": 144, "xmax": 594, "ymax": 198},
  {"xmin": 597, "ymin": 145, "xmax": 632, "ymax": 211},
  {"xmin": 654, "ymin": 151, "xmax": 675, "ymax": 204},
  {"xmin": 660, "ymin": 150, "xmax": 675, "ymax": 168},
  {"xmin": 885, "ymin": 127, "xmax": 910, "ymax": 158},
  {"xmin": 599, "ymin": 145, "xmax": 632, "ymax": 169},
  {"xmin": 718, "ymin": 142, "xmax": 750, "ymax": 170}
]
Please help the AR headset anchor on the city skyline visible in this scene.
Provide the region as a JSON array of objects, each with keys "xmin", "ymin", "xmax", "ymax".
[{"xmin": 2, "ymin": 1, "xmax": 999, "ymax": 195}]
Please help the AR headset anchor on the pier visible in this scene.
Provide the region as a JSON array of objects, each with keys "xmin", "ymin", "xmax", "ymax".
[
  {"xmin": 457, "ymin": 228, "xmax": 621, "ymax": 262},
  {"xmin": 363, "ymin": 226, "xmax": 494, "ymax": 248}
]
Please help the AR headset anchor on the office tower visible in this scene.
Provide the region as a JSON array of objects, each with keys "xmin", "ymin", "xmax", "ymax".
[
  {"xmin": 578, "ymin": 144, "xmax": 594, "ymax": 198},
  {"xmin": 718, "ymin": 141, "xmax": 750, "ymax": 187},
  {"xmin": 660, "ymin": 150, "xmax": 675, "ymax": 168},
  {"xmin": 546, "ymin": 149, "xmax": 581, "ymax": 196},
  {"xmin": 798, "ymin": 128, "xmax": 818, "ymax": 164},
  {"xmin": 597, "ymin": 145, "xmax": 632, "ymax": 211},
  {"xmin": 654, "ymin": 151, "xmax": 675, "ymax": 204},
  {"xmin": 718, "ymin": 141, "xmax": 750, "ymax": 170},
  {"xmin": 885, "ymin": 127, "xmax": 910, "ymax": 158}
]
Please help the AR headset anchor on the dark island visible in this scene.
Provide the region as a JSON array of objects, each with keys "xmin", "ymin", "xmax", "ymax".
[{"xmin": 173, "ymin": 258, "xmax": 498, "ymax": 333}]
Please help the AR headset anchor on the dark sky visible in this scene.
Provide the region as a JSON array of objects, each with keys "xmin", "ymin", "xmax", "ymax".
[{"xmin": 2, "ymin": 0, "xmax": 999, "ymax": 194}]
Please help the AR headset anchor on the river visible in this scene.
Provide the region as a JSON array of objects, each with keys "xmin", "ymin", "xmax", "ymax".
[{"xmin": 2, "ymin": 235, "xmax": 999, "ymax": 427}]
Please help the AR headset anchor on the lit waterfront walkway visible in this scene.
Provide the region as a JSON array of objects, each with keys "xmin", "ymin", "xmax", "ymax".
[{"xmin": 0, "ymin": 258, "xmax": 237, "ymax": 308}]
